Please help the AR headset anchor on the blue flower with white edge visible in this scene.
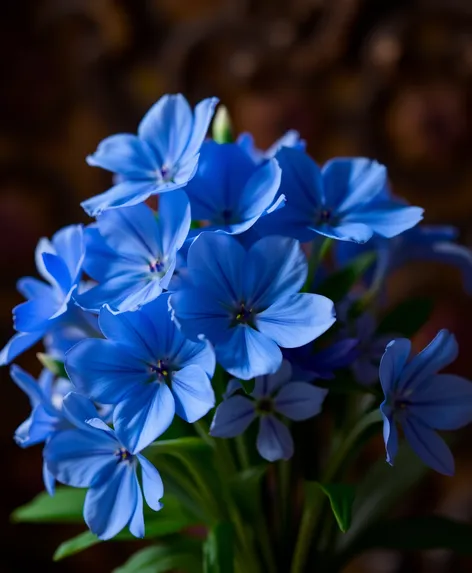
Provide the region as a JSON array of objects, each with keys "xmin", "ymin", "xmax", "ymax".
[
  {"xmin": 78, "ymin": 192, "xmax": 190, "ymax": 313},
  {"xmin": 0, "ymin": 225, "xmax": 85, "ymax": 365},
  {"xmin": 184, "ymin": 141, "xmax": 283, "ymax": 235},
  {"xmin": 380, "ymin": 329, "xmax": 472, "ymax": 476},
  {"xmin": 237, "ymin": 130, "xmax": 305, "ymax": 164},
  {"xmin": 210, "ymin": 361, "xmax": 327, "ymax": 461},
  {"xmin": 44, "ymin": 392, "xmax": 163, "ymax": 540},
  {"xmin": 65, "ymin": 294, "xmax": 215, "ymax": 453},
  {"xmin": 255, "ymin": 150, "xmax": 424, "ymax": 244},
  {"xmin": 170, "ymin": 232, "xmax": 336, "ymax": 380},
  {"xmin": 82, "ymin": 94, "xmax": 218, "ymax": 216}
]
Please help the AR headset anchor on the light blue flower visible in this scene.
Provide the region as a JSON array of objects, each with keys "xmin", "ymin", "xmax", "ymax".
[
  {"xmin": 65, "ymin": 294, "xmax": 215, "ymax": 453},
  {"xmin": 44, "ymin": 392, "xmax": 163, "ymax": 540},
  {"xmin": 237, "ymin": 130, "xmax": 305, "ymax": 164},
  {"xmin": 170, "ymin": 232, "xmax": 336, "ymax": 380},
  {"xmin": 255, "ymin": 150, "xmax": 424, "ymax": 243},
  {"xmin": 210, "ymin": 361, "xmax": 327, "ymax": 461},
  {"xmin": 78, "ymin": 192, "xmax": 190, "ymax": 313},
  {"xmin": 380, "ymin": 329, "xmax": 472, "ymax": 475},
  {"xmin": 82, "ymin": 94, "xmax": 218, "ymax": 216},
  {"xmin": 0, "ymin": 225, "xmax": 85, "ymax": 365}
]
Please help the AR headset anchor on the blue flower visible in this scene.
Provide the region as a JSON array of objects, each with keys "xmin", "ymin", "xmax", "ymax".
[
  {"xmin": 379, "ymin": 330, "xmax": 472, "ymax": 476},
  {"xmin": 65, "ymin": 294, "xmax": 215, "ymax": 453},
  {"xmin": 170, "ymin": 232, "xmax": 336, "ymax": 380},
  {"xmin": 10, "ymin": 365, "xmax": 73, "ymax": 494},
  {"xmin": 184, "ymin": 142, "xmax": 283, "ymax": 235},
  {"xmin": 82, "ymin": 94, "xmax": 219, "ymax": 216},
  {"xmin": 255, "ymin": 150, "xmax": 424, "ymax": 243},
  {"xmin": 237, "ymin": 130, "xmax": 305, "ymax": 164},
  {"xmin": 0, "ymin": 225, "xmax": 85, "ymax": 365},
  {"xmin": 44, "ymin": 392, "xmax": 163, "ymax": 540},
  {"xmin": 210, "ymin": 361, "xmax": 327, "ymax": 461},
  {"xmin": 78, "ymin": 192, "xmax": 190, "ymax": 313}
]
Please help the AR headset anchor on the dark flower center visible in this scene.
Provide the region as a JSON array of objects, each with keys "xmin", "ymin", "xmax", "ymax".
[
  {"xmin": 317, "ymin": 208, "xmax": 332, "ymax": 224},
  {"xmin": 160, "ymin": 165, "xmax": 173, "ymax": 182},
  {"xmin": 149, "ymin": 259, "xmax": 165, "ymax": 273},
  {"xmin": 151, "ymin": 359, "xmax": 170, "ymax": 382},
  {"xmin": 115, "ymin": 447, "xmax": 133, "ymax": 463},
  {"xmin": 256, "ymin": 398, "xmax": 274, "ymax": 414},
  {"xmin": 221, "ymin": 209, "xmax": 233, "ymax": 225},
  {"xmin": 234, "ymin": 303, "xmax": 253, "ymax": 325}
]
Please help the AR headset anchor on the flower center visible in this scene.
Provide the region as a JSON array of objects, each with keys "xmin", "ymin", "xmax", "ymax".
[
  {"xmin": 160, "ymin": 165, "xmax": 173, "ymax": 183},
  {"xmin": 256, "ymin": 398, "xmax": 274, "ymax": 415},
  {"xmin": 317, "ymin": 208, "xmax": 332, "ymax": 224},
  {"xmin": 115, "ymin": 447, "xmax": 133, "ymax": 463},
  {"xmin": 234, "ymin": 302, "xmax": 253, "ymax": 325},
  {"xmin": 149, "ymin": 259, "xmax": 165, "ymax": 273},
  {"xmin": 150, "ymin": 359, "xmax": 170, "ymax": 382}
]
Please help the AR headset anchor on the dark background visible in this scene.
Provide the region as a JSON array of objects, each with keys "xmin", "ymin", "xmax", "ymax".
[{"xmin": 2, "ymin": 1, "xmax": 472, "ymax": 571}]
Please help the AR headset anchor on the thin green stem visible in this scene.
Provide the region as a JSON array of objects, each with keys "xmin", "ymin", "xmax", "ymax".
[
  {"xmin": 303, "ymin": 238, "xmax": 332, "ymax": 293},
  {"xmin": 235, "ymin": 434, "xmax": 251, "ymax": 470}
]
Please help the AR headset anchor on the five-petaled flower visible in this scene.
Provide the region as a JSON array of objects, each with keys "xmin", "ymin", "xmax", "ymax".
[
  {"xmin": 82, "ymin": 94, "xmax": 218, "ymax": 216},
  {"xmin": 379, "ymin": 329, "xmax": 472, "ymax": 476}
]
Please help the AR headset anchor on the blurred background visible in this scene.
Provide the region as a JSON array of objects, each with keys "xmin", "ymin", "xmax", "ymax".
[{"xmin": 2, "ymin": 0, "xmax": 472, "ymax": 571}]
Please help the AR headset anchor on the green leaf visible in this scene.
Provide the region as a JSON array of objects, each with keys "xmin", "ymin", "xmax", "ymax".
[
  {"xmin": 114, "ymin": 540, "xmax": 203, "ymax": 573},
  {"xmin": 228, "ymin": 466, "xmax": 267, "ymax": 521},
  {"xmin": 306, "ymin": 483, "xmax": 355, "ymax": 533},
  {"xmin": 376, "ymin": 297, "xmax": 434, "ymax": 338},
  {"xmin": 212, "ymin": 106, "xmax": 233, "ymax": 144},
  {"xmin": 203, "ymin": 522, "xmax": 234, "ymax": 573},
  {"xmin": 345, "ymin": 516, "xmax": 472, "ymax": 559},
  {"xmin": 240, "ymin": 379, "xmax": 255, "ymax": 395},
  {"xmin": 317, "ymin": 252, "xmax": 376, "ymax": 303},
  {"xmin": 37, "ymin": 352, "xmax": 68, "ymax": 378},
  {"xmin": 12, "ymin": 487, "xmax": 86, "ymax": 523},
  {"xmin": 53, "ymin": 494, "xmax": 198, "ymax": 560}
]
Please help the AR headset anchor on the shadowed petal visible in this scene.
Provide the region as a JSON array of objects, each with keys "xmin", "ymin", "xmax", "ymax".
[
  {"xmin": 256, "ymin": 416, "xmax": 293, "ymax": 461},
  {"xmin": 252, "ymin": 360, "xmax": 293, "ymax": 398},
  {"xmin": 210, "ymin": 395, "xmax": 256, "ymax": 438},
  {"xmin": 380, "ymin": 402, "xmax": 398, "ymax": 465},
  {"xmin": 274, "ymin": 382, "xmax": 327, "ymax": 420},
  {"xmin": 379, "ymin": 339, "xmax": 412, "ymax": 395},
  {"xmin": 171, "ymin": 365, "xmax": 215, "ymax": 423}
]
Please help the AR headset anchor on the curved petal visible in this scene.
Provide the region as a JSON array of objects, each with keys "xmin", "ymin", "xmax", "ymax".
[
  {"xmin": 184, "ymin": 97, "xmax": 219, "ymax": 158},
  {"xmin": 86, "ymin": 134, "xmax": 158, "ymax": 177},
  {"xmin": 402, "ymin": 416, "xmax": 454, "ymax": 476},
  {"xmin": 15, "ymin": 405, "xmax": 58, "ymax": 447},
  {"xmin": 10, "ymin": 364, "xmax": 45, "ymax": 406},
  {"xmin": 35, "ymin": 237, "xmax": 56, "ymax": 284},
  {"xmin": 51, "ymin": 225, "xmax": 85, "ymax": 283},
  {"xmin": 84, "ymin": 463, "xmax": 139, "ymax": 540},
  {"xmin": 13, "ymin": 295, "xmax": 62, "ymax": 333},
  {"xmin": 276, "ymin": 147, "xmax": 323, "ymax": 211},
  {"xmin": 378, "ymin": 338, "xmax": 412, "ymax": 396},
  {"xmin": 274, "ymin": 382, "xmax": 327, "ymax": 421},
  {"xmin": 315, "ymin": 221, "xmax": 373, "ymax": 244},
  {"xmin": 128, "ymin": 477, "xmax": 145, "ymax": 538},
  {"xmin": 62, "ymin": 392, "xmax": 104, "ymax": 430},
  {"xmin": 380, "ymin": 402, "xmax": 398, "ymax": 465},
  {"xmin": 209, "ymin": 395, "xmax": 256, "ymax": 438},
  {"xmin": 113, "ymin": 382, "xmax": 175, "ymax": 454},
  {"xmin": 83, "ymin": 227, "xmax": 135, "ymax": 282},
  {"xmin": 171, "ymin": 365, "xmax": 215, "ymax": 423},
  {"xmin": 81, "ymin": 181, "xmax": 155, "ymax": 217},
  {"xmin": 158, "ymin": 191, "xmax": 191, "ymax": 255},
  {"xmin": 256, "ymin": 416, "xmax": 294, "ymax": 461},
  {"xmin": 216, "ymin": 326, "xmax": 282, "ymax": 380},
  {"xmin": 45, "ymin": 428, "xmax": 118, "ymax": 488},
  {"xmin": 43, "ymin": 459, "xmax": 56, "ymax": 496},
  {"xmin": 137, "ymin": 454, "xmax": 164, "ymax": 511},
  {"xmin": 42, "ymin": 253, "xmax": 72, "ymax": 293},
  {"xmin": 255, "ymin": 293, "xmax": 336, "ymax": 348},
  {"xmin": 17, "ymin": 277, "xmax": 51, "ymax": 301},
  {"xmin": 244, "ymin": 236, "xmax": 308, "ymax": 310},
  {"xmin": 344, "ymin": 203, "xmax": 424, "ymax": 239},
  {"xmin": 65, "ymin": 339, "xmax": 149, "ymax": 403},
  {"xmin": 252, "ymin": 360, "xmax": 293, "ymax": 398},
  {"xmin": 0, "ymin": 331, "xmax": 43, "ymax": 366}
]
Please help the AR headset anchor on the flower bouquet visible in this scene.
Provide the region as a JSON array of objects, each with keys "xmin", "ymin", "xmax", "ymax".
[{"xmin": 6, "ymin": 95, "xmax": 472, "ymax": 572}]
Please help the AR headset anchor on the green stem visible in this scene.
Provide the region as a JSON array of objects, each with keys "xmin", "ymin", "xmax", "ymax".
[
  {"xmin": 235, "ymin": 434, "xmax": 251, "ymax": 470},
  {"xmin": 303, "ymin": 238, "xmax": 332, "ymax": 293}
]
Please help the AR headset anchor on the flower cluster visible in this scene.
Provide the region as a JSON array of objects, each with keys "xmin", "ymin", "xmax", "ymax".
[{"xmin": 5, "ymin": 93, "xmax": 472, "ymax": 553}]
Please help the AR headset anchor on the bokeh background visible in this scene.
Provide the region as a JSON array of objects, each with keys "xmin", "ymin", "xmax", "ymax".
[{"xmin": 2, "ymin": 1, "xmax": 472, "ymax": 571}]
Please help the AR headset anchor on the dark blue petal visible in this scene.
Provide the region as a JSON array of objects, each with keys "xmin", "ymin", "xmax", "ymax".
[
  {"xmin": 274, "ymin": 382, "xmax": 327, "ymax": 421},
  {"xmin": 380, "ymin": 401, "xmax": 398, "ymax": 465},
  {"xmin": 0, "ymin": 331, "xmax": 43, "ymax": 366},
  {"xmin": 171, "ymin": 365, "xmax": 215, "ymax": 423},
  {"xmin": 137, "ymin": 454, "xmax": 164, "ymax": 511},
  {"xmin": 256, "ymin": 416, "xmax": 293, "ymax": 461},
  {"xmin": 13, "ymin": 295, "xmax": 62, "ymax": 333},
  {"xmin": 42, "ymin": 253, "xmax": 72, "ymax": 294},
  {"xmin": 255, "ymin": 293, "xmax": 336, "ymax": 348},
  {"xmin": 15, "ymin": 405, "xmax": 58, "ymax": 447},
  {"xmin": 158, "ymin": 191, "xmax": 191, "ymax": 255},
  {"xmin": 61, "ymin": 392, "xmax": 105, "ymax": 430},
  {"xmin": 252, "ymin": 360, "xmax": 293, "ymax": 398},
  {"xmin": 379, "ymin": 338, "xmax": 411, "ymax": 396},
  {"xmin": 209, "ymin": 395, "xmax": 256, "ymax": 438}
]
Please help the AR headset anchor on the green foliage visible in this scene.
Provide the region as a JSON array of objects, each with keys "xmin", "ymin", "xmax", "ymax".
[
  {"xmin": 307, "ymin": 483, "xmax": 355, "ymax": 533},
  {"xmin": 113, "ymin": 541, "xmax": 203, "ymax": 573},
  {"xmin": 228, "ymin": 466, "xmax": 267, "ymax": 521},
  {"xmin": 317, "ymin": 252, "xmax": 376, "ymax": 303},
  {"xmin": 12, "ymin": 487, "xmax": 86, "ymax": 523},
  {"xmin": 37, "ymin": 352, "xmax": 68, "ymax": 378},
  {"xmin": 203, "ymin": 522, "xmax": 234, "ymax": 573},
  {"xmin": 376, "ymin": 297, "xmax": 434, "ymax": 338}
]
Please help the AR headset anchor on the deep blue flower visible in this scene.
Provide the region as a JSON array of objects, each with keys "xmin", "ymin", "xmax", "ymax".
[
  {"xmin": 237, "ymin": 130, "xmax": 305, "ymax": 164},
  {"xmin": 78, "ymin": 192, "xmax": 190, "ymax": 313},
  {"xmin": 10, "ymin": 365, "xmax": 73, "ymax": 494},
  {"xmin": 380, "ymin": 329, "xmax": 472, "ymax": 476},
  {"xmin": 210, "ymin": 361, "xmax": 327, "ymax": 461},
  {"xmin": 0, "ymin": 225, "xmax": 85, "ymax": 365},
  {"xmin": 66, "ymin": 294, "xmax": 215, "ymax": 453},
  {"xmin": 44, "ymin": 392, "xmax": 163, "ymax": 540},
  {"xmin": 170, "ymin": 232, "xmax": 336, "ymax": 380},
  {"xmin": 184, "ymin": 141, "xmax": 283, "ymax": 235},
  {"xmin": 82, "ymin": 94, "xmax": 218, "ymax": 216},
  {"xmin": 336, "ymin": 225, "xmax": 472, "ymax": 294},
  {"xmin": 255, "ymin": 150, "xmax": 424, "ymax": 244}
]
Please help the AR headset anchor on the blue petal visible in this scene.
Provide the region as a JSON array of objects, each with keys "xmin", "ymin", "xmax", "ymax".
[
  {"xmin": 400, "ymin": 329, "xmax": 457, "ymax": 392},
  {"xmin": 409, "ymin": 374, "xmax": 472, "ymax": 430},
  {"xmin": 128, "ymin": 476, "xmax": 145, "ymax": 538},
  {"xmin": 256, "ymin": 416, "xmax": 293, "ymax": 461},
  {"xmin": 174, "ymin": 336, "xmax": 216, "ymax": 378},
  {"xmin": 51, "ymin": 225, "xmax": 85, "ymax": 284},
  {"xmin": 81, "ymin": 181, "xmax": 156, "ymax": 217},
  {"xmin": 274, "ymin": 382, "xmax": 327, "ymax": 421},
  {"xmin": 45, "ymin": 428, "xmax": 118, "ymax": 487},
  {"xmin": 43, "ymin": 459, "xmax": 56, "ymax": 496},
  {"xmin": 315, "ymin": 221, "xmax": 373, "ymax": 244},
  {"xmin": 34, "ymin": 237, "xmax": 56, "ymax": 284},
  {"xmin": 255, "ymin": 293, "xmax": 336, "ymax": 348},
  {"xmin": 113, "ymin": 382, "xmax": 175, "ymax": 454},
  {"xmin": 61, "ymin": 392, "xmax": 105, "ymax": 430},
  {"xmin": 15, "ymin": 405, "xmax": 58, "ymax": 447},
  {"xmin": 83, "ymin": 227, "xmax": 131, "ymax": 283},
  {"xmin": 209, "ymin": 395, "xmax": 256, "ymax": 438},
  {"xmin": 380, "ymin": 402, "xmax": 398, "ymax": 465},
  {"xmin": 402, "ymin": 415, "xmax": 455, "ymax": 476},
  {"xmin": 378, "ymin": 338, "xmax": 412, "ymax": 396},
  {"xmin": 184, "ymin": 97, "xmax": 219, "ymax": 159},
  {"xmin": 276, "ymin": 147, "xmax": 323, "ymax": 210},
  {"xmin": 137, "ymin": 454, "xmax": 164, "ymax": 511},
  {"xmin": 252, "ymin": 360, "xmax": 293, "ymax": 398},
  {"xmin": 244, "ymin": 236, "xmax": 308, "ymax": 307},
  {"xmin": 65, "ymin": 339, "xmax": 149, "ymax": 403},
  {"xmin": 17, "ymin": 277, "xmax": 51, "ymax": 300},
  {"xmin": 171, "ymin": 365, "xmax": 215, "ymax": 423},
  {"xmin": 0, "ymin": 331, "xmax": 43, "ymax": 366},
  {"xmin": 10, "ymin": 364, "xmax": 45, "ymax": 406},
  {"xmin": 158, "ymin": 191, "xmax": 191, "ymax": 255},
  {"xmin": 84, "ymin": 463, "xmax": 140, "ymax": 540},
  {"xmin": 13, "ymin": 295, "xmax": 62, "ymax": 333},
  {"xmin": 216, "ymin": 326, "xmax": 282, "ymax": 380},
  {"xmin": 344, "ymin": 203, "xmax": 424, "ymax": 239},
  {"xmin": 86, "ymin": 134, "xmax": 158, "ymax": 177},
  {"xmin": 42, "ymin": 252, "xmax": 72, "ymax": 293}
]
